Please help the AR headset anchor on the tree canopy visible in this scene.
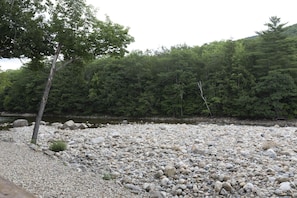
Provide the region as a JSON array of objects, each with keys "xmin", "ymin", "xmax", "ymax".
[
  {"xmin": 0, "ymin": 0, "xmax": 134, "ymax": 143},
  {"xmin": 0, "ymin": 0, "xmax": 134, "ymax": 64},
  {"xmin": 1, "ymin": 16, "xmax": 297, "ymax": 120}
]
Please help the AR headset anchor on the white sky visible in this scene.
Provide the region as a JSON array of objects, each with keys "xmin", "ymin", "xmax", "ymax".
[{"xmin": 1, "ymin": 0, "xmax": 297, "ymax": 70}]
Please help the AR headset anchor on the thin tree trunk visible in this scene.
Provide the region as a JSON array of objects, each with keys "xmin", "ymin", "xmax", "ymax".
[
  {"xmin": 31, "ymin": 44, "xmax": 61, "ymax": 144},
  {"xmin": 197, "ymin": 81, "xmax": 212, "ymax": 116}
]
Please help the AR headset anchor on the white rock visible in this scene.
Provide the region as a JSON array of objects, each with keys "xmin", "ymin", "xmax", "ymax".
[
  {"xmin": 164, "ymin": 165, "xmax": 176, "ymax": 177},
  {"xmin": 13, "ymin": 119, "xmax": 28, "ymax": 127},
  {"xmin": 215, "ymin": 181, "xmax": 223, "ymax": 192},
  {"xmin": 161, "ymin": 177, "xmax": 169, "ymax": 186},
  {"xmin": 279, "ymin": 182, "xmax": 291, "ymax": 192},
  {"xmin": 243, "ymin": 182, "xmax": 254, "ymax": 192},
  {"xmin": 90, "ymin": 137, "xmax": 105, "ymax": 144},
  {"xmin": 265, "ymin": 149, "xmax": 277, "ymax": 158}
]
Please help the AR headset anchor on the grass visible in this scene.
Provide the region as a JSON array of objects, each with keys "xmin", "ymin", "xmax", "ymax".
[
  {"xmin": 49, "ymin": 140, "xmax": 67, "ymax": 152},
  {"xmin": 102, "ymin": 172, "xmax": 116, "ymax": 180}
]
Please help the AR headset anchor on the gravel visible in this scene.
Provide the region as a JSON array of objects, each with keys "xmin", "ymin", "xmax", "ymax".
[
  {"xmin": 1, "ymin": 121, "xmax": 297, "ymax": 197},
  {"xmin": 0, "ymin": 136, "xmax": 144, "ymax": 197}
]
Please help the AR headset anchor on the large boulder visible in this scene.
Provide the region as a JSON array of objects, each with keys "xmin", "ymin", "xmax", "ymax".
[
  {"xmin": 13, "ymin": 119, "xmax": 29, "ymax": 128},
  {"xmin": 61, "ymin": 120, "xmax": 77, "ymax": 130}
]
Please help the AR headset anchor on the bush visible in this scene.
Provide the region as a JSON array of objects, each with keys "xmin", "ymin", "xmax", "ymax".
[
  {"xmin": 49, "ymin": 140, "xmax": 67, "ymax": 152},
  {"xmin": 102, "ymin": 172, "xmax": 116, "ymax": 180}
]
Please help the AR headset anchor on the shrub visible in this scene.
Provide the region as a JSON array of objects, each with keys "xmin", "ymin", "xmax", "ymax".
[
  {"xmin": 102, "ymin": 173, "xmax": 112, "ymax": 180},
  {"xmin": 102, "ymin": 172, "xmax": 116, "ymax": 180},
  {"xmin": 49, "ymin": 140, "xmax": 67, "ymax": 152}
]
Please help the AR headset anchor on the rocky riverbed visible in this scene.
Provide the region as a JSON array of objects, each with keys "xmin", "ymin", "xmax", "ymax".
[{"xmin": 1, "ymin": 121, "xmax": 297, "ymax": 197}]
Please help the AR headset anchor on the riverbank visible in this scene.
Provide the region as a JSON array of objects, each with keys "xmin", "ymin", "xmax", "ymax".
[
  {"xmin": 1, "ymin": 112, "xmax": 297, "ymax": 127},
  {"xmin": 1, "ymin": 122, "xmax": 297, "ymax": 197}
]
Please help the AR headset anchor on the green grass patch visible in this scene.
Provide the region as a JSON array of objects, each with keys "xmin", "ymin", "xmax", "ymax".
[{"xmin": 49, "ymin": 140, "xmax": 67, "ymax": 152}]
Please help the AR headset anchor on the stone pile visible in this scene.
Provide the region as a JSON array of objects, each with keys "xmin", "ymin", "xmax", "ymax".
[{"xmin": 2, "ymin": 120, "xmax": 297, "ymax": 197}]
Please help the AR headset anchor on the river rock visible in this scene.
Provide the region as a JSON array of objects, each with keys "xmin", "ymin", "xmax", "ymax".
[
  {"xmin": 164, "ymin": 165, "xmax": 176, "ymax": 177},
  {"xmin": 279, "ymin": 182, "xmax": 291, "ymax": 192},
  {"xmin": 90, "ymin": 136, "xmax": 105, "ymax": 144},
  {"xmin": 265, "ymin": 149, "xmax": 277, "ymax": 158},
  {"xmin": 222, "ymin": 182, "xmax": 232, "ymax": 192},
  {"xmin": 5, "ymin": 122, "xmax": 297, "ymax": 197},
  {"xmin": 215, "ymin": 181, "xmax": 223, "ymax": 192},
  {"xmin": 13, "ymin": 119, "xmax": 28, "ymax": 127},
  {"xmin": 62, "ymin": 120, "xmax": 77, "ymax": 130},
  {"xmin": 160, "ymin": 177, "xmax": 169, "ymax": 186},
  {"xmin": 243, "ymin": 182, "xmax": 255, "ymax": 193}
]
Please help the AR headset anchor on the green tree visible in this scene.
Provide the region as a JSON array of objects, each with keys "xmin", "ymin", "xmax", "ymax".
[
  {"xmin": 248, "ymin": 16, "xmax": 297, "ymax": 118},
  {"xmin": 253, "ymin": 71, "xmax": 297, "ymax": 118},
  {"xmin": 254, "ymin": 16, "xmax": 295, "ymax": 78},
  {"xmin": 1, "ymin": 0, "xmax": 134, "ymax": 143},
  {"xmin": 0, "ymin": 0, "xmax": 52, "ymax": 62}
]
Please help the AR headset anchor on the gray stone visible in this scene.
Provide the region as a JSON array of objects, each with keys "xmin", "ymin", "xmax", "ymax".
[
  {"xmin": 243, "ymin": 182, "xmax": 254, "ymax": 193},
  {"xmin": 262, "ymin": 140, "xmax": 277, "ymax": 150},
  {"xmin": 222, "ymin": 182, "xmax": 232, "ymax": 192},
  {"xmin": 191, "ymin": 144, "xmax": 205, "ymax": 154},
  {"xmin": 40, "ymin": 121, "xmax": 47, "ymax": 125},
  {"xmin": 215, "ymin": 181, "xmax": 223, "ymax": 192},
  {"xmin": 154, "ymin": 170, "xmax": 164, "ymax": 179},
  {"xmin": 77, "ymin": 123, "xmax": 88, "ymax": 129},
  {"xmin": 90, "ymin": 137, "xmax": 105, "ymax": 144},
  {"xmin": 143, "ymin": 183, "xmax": 155, "ymax": 192},
  {"xmin": 43, "ymin": 150, "xmax": 55, "ymax": 156},
  {"xmin": 279, "ymin": 182, "xmax": 291, "ymax": 192},
  {"xmin": 13, "ymin": 119, "xmax": 28, "ymax": 127},
  {"xmin": 150, "ymin": 190, "xmax": 164, "ymax": 198},
  {"xmin": 111, "ymin": 132, "xmax": 121, "ymax": 138},
  {"xmin": 176, "ymin": 188, "xmax": 182, "ymax": 195},
  {"xmin": 124, "ymin": 183, "xmax": 142, "ymax": 192},
  {"xmin": 51, "ymin": 122, "xmax": 63, "ymax": 128},
  {"xmin": 265, "ymin": 149, "xmax": 277, "ymax": 158},
  {"xmin": 62, "ymin": 120, "xmax": 77, "ymax": 130},
  {"xmin": 193, "ymin": 184, "xmax": 199, "ymax": 193},
  {"xmin": 275, "ymin": 176, "xmax": 290, "ymax": 183},
  {"xmin": 161, "ymin": 177, "xmax": 169, "ymax": 186},
  {"xmin": 164, "ymin": 165, "xmax": 176, "ymax": 177}
]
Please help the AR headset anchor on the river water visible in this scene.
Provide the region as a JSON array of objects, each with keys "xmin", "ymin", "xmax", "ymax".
[
  {"xmin": 1, "ymin": 115, "xmax": 294, "ymax": 128},
  {"xmin": 0, "ymin": 116, "xmax": 129, "ymax": 125},
  {"xmin": 0, "ymin": 115, "xmax": 195, "ymax": 126}
]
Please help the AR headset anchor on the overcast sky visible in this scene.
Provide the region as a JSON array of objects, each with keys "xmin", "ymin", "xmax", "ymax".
[{"xmin": 1, "ymin": 0, "xmax": 297, "ymax": 70}]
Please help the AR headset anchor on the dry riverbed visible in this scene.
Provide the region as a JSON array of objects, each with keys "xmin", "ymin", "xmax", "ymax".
[{"xmin": 1, "ymin": 121, "xmax": 297, "ymax": 197}]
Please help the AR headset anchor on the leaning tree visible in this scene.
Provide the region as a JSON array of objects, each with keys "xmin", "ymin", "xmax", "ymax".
[{"xmin": 0, "ymin": 0, "xmax": 134, "ymax": 143}]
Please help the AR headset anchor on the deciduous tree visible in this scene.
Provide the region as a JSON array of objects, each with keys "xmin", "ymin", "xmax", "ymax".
[{"xmin": 0, "ymin": 0, "xmax": 134, "ymax": 143}]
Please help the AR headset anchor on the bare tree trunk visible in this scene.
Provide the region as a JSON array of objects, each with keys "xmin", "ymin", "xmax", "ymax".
[
  {"xmin": 180, "ymin": 91, "xmax": 183, "ymax": 117},
  {"xmin": 197, "ymin": 81, "xmax": 212, "ymax": 116},
  {"xmin": 31, "ymin": 44, "xmax": 61, "ymax": 144}
]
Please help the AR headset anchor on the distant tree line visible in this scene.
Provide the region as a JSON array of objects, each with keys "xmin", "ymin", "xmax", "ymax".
[{"xmin": 1, "ymin": 16, "xmax": 297, "ymax": 119}]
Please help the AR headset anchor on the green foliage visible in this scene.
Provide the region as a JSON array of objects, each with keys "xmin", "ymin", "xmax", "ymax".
[
  {"xmin": 0, "ymin": 0, "xmax": 51, "ymax": 59},
  {"xmin": 253, "ymin": 72, "xmax": 297, "ymax": 118},
  {"xmin": 0, "ymin": 0, "xmax": 134, "ymax": 68},
  {"xmin": 1, "ymin": 16, "xmax": 297, "ymax": 119},
  {"xmin": 49, "ymin": 140, "xmax": 67, "ymax": 152},
  {"xmin": 102, "ymin": 172, "xmax": 116, "ymax": 180}
]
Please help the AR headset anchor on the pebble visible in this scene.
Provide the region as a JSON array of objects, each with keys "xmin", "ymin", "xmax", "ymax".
[{"xmin": 3, "ymin": 122, "xmax": 297, "ymax": 197}]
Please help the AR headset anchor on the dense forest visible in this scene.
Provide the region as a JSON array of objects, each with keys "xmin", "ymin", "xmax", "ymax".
[{"xmin": 1, "ymin": 17, "xmax": 297, "ymax": 119}]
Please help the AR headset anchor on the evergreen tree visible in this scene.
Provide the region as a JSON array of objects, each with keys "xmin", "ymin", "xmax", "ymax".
[{"xmin": 254, "ymin": 16, "xmax": 295, "ymax": 78}]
